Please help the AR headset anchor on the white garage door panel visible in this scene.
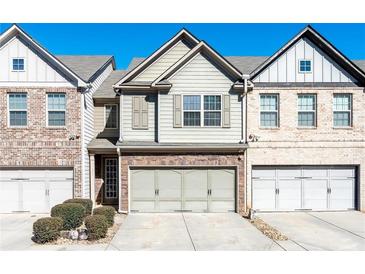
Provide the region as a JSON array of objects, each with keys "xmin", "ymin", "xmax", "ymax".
[
  {"xmin": 184, "ymin": 170, "xmax": 207, "ymax": 199},
  {"xmin": 157, "ymin": 170, "xmax": 182, "ymax": 212},
  {"xmin": 0, "ymin": 169, "xmax": 73, "ymax": 213},
  {"xmin": 209, "ymin": 169, "xmax": 235, "ymax": 212},
  {"xmin": 278, "ymin": 179, "xmax": 301, "ymax": 210},
  {"xmin": 330, "ymin": 179, "xmax": 355, "ymax": 209},
  {"xmin": 0, "ymin": 181, "xmax": 20, "ymax": 213},
  {"xmin": 303, "ymin": 179, "xmax": 328, "ymax": 210},
  {"xmin": 130, "ymin": 170, "xmax": 155, "ymax": 212},
  {"xmin": 252, "ymin": 166, "xmax": 356, "ymax": 211},
  {"xmin": 253, "ymin": 179, "xmax": 276, "ymax": 210}
]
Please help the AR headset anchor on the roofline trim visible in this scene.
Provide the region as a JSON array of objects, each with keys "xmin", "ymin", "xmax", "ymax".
[
  {"xmin": 0, "ymin": 24, "xmax": 87, "ymax": 87},
  {"xmin": 114, "ymin": 28, "xmax": 200, "ymax": 87}
]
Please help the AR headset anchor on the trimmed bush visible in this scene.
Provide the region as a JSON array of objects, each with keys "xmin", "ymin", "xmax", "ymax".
[
  {"xmin": 85, "ymin": 215, "xmax": 108, "ymax": 240},
  {"xmin": 93, "ymin": 206, "xmax": 115, "ymax": 227},
  {"xmin": 51, "ymin": 203, "xmax": 85, "ymax": 230},
  {"xmin": 33, "ymin": 217, "xmax": 63, "ymax": 243},
  {"xmin": 64, "ymin": 198, "xmax": 93, "ymax": 216}
]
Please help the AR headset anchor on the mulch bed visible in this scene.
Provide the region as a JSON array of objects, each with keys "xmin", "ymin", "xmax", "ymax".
[
  {"xmin": 249, "ymin": 217, "xmax": 288, "ymax": 241},
  {"xmin": 40, "ymin": 213, "xmax": 126, "ymax": 245}
]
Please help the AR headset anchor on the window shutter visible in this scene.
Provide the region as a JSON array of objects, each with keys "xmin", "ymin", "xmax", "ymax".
[
  {"xmin": 141, "ymin": 97, "xmax": 149, "ymax": 129},
  {"xmin": 222, "ymin": 95, "xmax": 230, "ymax": 128},
  {"xmin": 132, "ymin": 96, "xmax": 140, "ymax": 128},
  {"xmin": 173, "ymin": 94, "xmax": 182, "ymax": 128}
]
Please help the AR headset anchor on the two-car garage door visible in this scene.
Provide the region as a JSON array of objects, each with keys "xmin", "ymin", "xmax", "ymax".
[
  {"xmin": 252, "ymin": 166, "xmax": 356, "ymax": 211},
  {"xmin": 0, "ymin": 169, "xmax": 73, "ymax": 213},
  {"xmin": 130, "ymin": 168, "xmax": 236, "ymax": 213}
]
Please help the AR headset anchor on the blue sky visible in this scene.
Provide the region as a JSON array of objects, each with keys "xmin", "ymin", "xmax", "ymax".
[{"xmin": 1, "ymin": 23, "xmax": 364, "ymax": 69}]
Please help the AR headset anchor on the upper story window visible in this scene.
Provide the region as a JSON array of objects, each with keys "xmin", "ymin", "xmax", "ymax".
[
  {"xmin": 299, "ymin": 59, "xmax": 312, "ymax": 73},
  {"xmin": 47, "ymin": 93, "xmax": 66, "ymax": 127},
  {"xmin": 8, "ymin": 93, "xmax": 27, "ymax": 127},
  {"xmin": 298, "ymin": 94, "xmax": 316, "ymax": 127},
  {"xmin": 183, "ymin": 95, "xmax": 222, "ymax": 127},
  {"xmin": 105, "ymin": 104, "xmax": 118, "ymax": 129},
  {"xmin": 260, "ymin": 94, "xmax": 279, "ymax": 128},
  {"xmin": 12, "ymin": 58, "xmax": 25, "ymax": 71},
  {"xmin": 333, "ymin": 94, "xmax": 352, "ymax": 127}
]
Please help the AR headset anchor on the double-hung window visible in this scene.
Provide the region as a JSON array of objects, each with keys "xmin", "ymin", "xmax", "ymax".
[
  {"xmin": 8, "ymin": 93, "xmax": 27, "ymax": 126},
  {"xmin": 333, "ymin": 94, "xmax": 352, "ymax": 127},
  {"xmin": 105, "ymin": 104, "xmax": 118, "ymax": 129},
  {"xmin": 298, "ymin": 94, "xmax": 316, "ymax": 127},
  {"xmin": 260, "ymin": 94, "xmax": 279, "ymax": 127},
  {"xmin": 183, "ymin": 95, "xmax": 201, "ymax": 126},
  {"xmin": 12, "ymin": 58, "xmax": 25, "ymax": 71},
  {"xmin": 183, "ymin": 95, "xmax": 222, "ymax": 127},
  {"xmin": 47, "ymin": 93, "xmax": 66, "ymax": 126}
]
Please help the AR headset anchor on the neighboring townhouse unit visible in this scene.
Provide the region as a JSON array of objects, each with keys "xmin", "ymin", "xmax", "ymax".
[
  {"xmin": 245, "ymin": 26, "xmax": 365, "ymax": 213},
  {"xmin": 0, "ymin": 24, "xmax": 114, "ymax": 213}
]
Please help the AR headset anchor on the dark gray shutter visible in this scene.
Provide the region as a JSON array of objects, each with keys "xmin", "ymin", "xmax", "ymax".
[
  {"xmin": 174, "ymin": 94, "xmax": 182, "ymax": 128},
  {"xmin": 222, "ymin": 94, "xmax": 230, "ymax": 128}
]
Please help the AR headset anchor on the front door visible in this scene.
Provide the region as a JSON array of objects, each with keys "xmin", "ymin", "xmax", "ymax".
[{"xmin": 103, "ymin": 158, "xmax": 118, "ymax": 205}]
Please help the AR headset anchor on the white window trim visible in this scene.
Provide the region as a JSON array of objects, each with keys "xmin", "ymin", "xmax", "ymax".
[
  {"xmin": 104, "ymin": 157, "xmax": 118, "ymax": 199},
  {"xmin": 7, "ymin": 93, "xmax": 28, "ymax": 128},
  {"xmin": 46, "ymin": 93, "xmax": 66, "ymax": 128},
  {"xmin": 11, "ymin": 57, "xmax": 26, "ymax": 72},
  {"xmin": 182, "ymin": 94, "xmax": 222, "ymax": 128},
  {"xmin": 297, "ymin": 94, "xmax": 317, "ymax": 128},
  {"xmin": 333, "ymin": 93, "xmax": 352, "ymax": 128},
  {"xmin": 260, "ymin": 94, "xmax": 279, "ymax": 128},
  {"xmin": 104, "ymin": 104, "xmax": 119, "ymax": 129},
  {"xmin": 298, "ymin": 59, "xmax": 312, "ymax": 74}
]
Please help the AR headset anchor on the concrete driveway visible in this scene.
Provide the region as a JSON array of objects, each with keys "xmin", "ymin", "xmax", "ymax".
[
  {"xmin": 0, "ymin": 213, "xmax": 48, "ymax": 250},
  {"xmin": 257, "ymin": 211, "xmax": 365, "ymax": 251},
  {"xmin": 109, "ymin": 213, "xmax": 283, "ymax": 251}
]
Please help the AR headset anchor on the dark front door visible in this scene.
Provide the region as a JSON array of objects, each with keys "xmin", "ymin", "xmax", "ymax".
[{"xmin": 103, "ymin": 158, "xmax": 118, "ymax": 205}]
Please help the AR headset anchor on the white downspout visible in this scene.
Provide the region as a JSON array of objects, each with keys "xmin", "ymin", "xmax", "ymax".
[{"xmin": 240, "ymin": 78, "xmax": 248, "ymax": 143}]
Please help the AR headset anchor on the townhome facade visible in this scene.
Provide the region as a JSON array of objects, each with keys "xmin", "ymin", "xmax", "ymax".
[
  {"xmin": 1, "ymin": 24, "xmax": 364, "ymax": 215},
  {"xmin": 0, "ymin": 25, "xmax": 114, "ymax": 213}
]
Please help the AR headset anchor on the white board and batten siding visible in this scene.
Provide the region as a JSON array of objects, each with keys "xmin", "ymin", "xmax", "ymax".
[
  {"xmin": 82, "ymin": 62, "xmax": 113, "ymax": 197},
  {"xmin": 254, "ymin": 37, "xmax": 356, "ymax": 83},
  {"xmin": 122, "ymin": 94, "xmax": 156, "ymax": 141},
  {"xmin": 159, "ymin": 53, "xmax": 243, "ymax": 143},
  {"xmin": 133, "ymin": 40, "xmax": 192, "ymax": 82},
  {"xmin": 0, "ymin": 36, "xmax": 75, "ymax": 86}
]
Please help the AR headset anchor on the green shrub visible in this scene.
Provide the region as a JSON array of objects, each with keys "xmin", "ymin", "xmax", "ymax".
[
  {"xmin": 51, "ymin": 203, "xmax": 85, "ymax": 230},
  {"xmin": 85, "ymin": 215, "xmax": 108, "ymax": 240},
  {"xmin": 33, "ymin": 217, "xmax": 63, "ymax": 243},
  {"xmin": 93, "ymin": 206, "xmax": 115, "ymax": 227},
  {"xmin": 64, "ymin": 198, "xmax": 93, "ymax": 216}
]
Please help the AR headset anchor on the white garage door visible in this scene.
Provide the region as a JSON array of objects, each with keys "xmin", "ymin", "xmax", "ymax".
[
  {"xmin": 0, "ymin": 169, "xmax": 73, "ymax": 213},
  {"xmin": 252, "ymin": 166, "xmax": 356, "ymax": 211},
  {"xmin": 130, "ymin": 168, "xmax": 236, "ymax": 213}
]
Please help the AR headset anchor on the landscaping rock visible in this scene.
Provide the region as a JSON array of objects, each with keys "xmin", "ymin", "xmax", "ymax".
[
  {"xmin": 78, "ymin": 229, "xmax": 88, "ymax": 240},
  {"xmin": 69, "ymin": 229, "xmax": 79, "ymax": 240}
]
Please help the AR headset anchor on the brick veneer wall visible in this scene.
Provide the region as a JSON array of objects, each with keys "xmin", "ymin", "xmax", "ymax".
[
  {"xmin": 119, "ymin": 153, "xmax": 246, "ymax": 214},
  {"xmin": 0, "ymin": 87, "xmax": 82, "ymax": 196},
  {"xmin": 246, "ymin": 87, "xmax": 365, "ymax": 212}
]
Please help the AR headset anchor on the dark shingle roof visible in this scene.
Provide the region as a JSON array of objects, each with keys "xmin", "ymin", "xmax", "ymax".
[
  {"xmin": 93, "ymin": 70, "xmax": 127, "ymax": 98},
  {"xmin": 56, "ymin": 55, "xmax": 113, "ymax": 82},
  {"xmin": 127, "ymin": 57, "xmax": 145, "ymax": 71},
  {"xmin": 353, "ymin": 60, "xmax": 365, "ymax": 73},
  {"xmin": 224, "ymin": 56, "xmax": 269, "ymax": 75}
]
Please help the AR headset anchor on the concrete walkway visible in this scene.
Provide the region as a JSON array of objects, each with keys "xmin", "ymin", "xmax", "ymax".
[
  {"xmin": 257, "ymin": 211, "xmax": 365, "ymax": 251},
  {"xmin": 109, "ymin": 213, "xmax": 283, "ymax": 251}
]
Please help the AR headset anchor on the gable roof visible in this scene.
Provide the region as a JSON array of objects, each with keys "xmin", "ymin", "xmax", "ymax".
[
  {"xmin": 0, "ymin": 24, "xmax": 88, "ymax": 87},
  {"xmin": 151, "ymin": 41, "xmax": 244, "ymax": 86},
  {"xmin": 56, "ymin": 55, "xmax": 115, "ymax": 82},
  {"xmin": 250, "ymin": 25, "xmax": 365, "ymax": 84},
  {"xmin": 114, "ymin": 29, "xmax": 200, "ymax": 87},
  {"xmin": 225, "ymin": 56, "xmax": 269, "ymax": 75}
]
